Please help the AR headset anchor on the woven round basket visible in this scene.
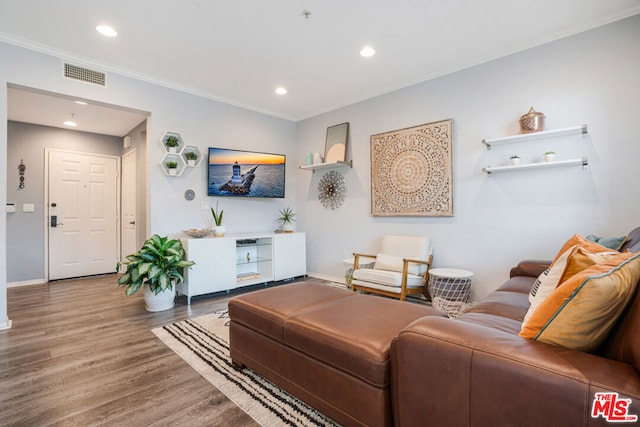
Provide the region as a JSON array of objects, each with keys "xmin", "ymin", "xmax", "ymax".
[
  {"xmin": 428, "ymin": 275, "xmax": 472, "ymax": 302},
  {"xmin": 519, "ymin": 106, "xmax": 545, "ymax": 133}
]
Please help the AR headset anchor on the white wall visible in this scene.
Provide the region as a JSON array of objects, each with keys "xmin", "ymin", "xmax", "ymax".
[
  {"xmin": 296, "ymin": 15, "xmax": 640, "ymax": 300},
  {"xmin": 0, "ymin": 42, "xmax": 297, "ymax": 328}
]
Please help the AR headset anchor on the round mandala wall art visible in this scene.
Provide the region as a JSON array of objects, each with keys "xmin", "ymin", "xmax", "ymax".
[
  {"xmin": 370, "ymin": 119, "xmax": 453, "ymax": 217},
  {"xmin": 318, "ymin": 170, "xmax": 347, "ymax": 210}
]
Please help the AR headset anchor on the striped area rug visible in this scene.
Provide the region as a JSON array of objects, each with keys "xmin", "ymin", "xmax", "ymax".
[{"xmin": 152, "ymin": 311, "xmax": 340, "ymax": 427}]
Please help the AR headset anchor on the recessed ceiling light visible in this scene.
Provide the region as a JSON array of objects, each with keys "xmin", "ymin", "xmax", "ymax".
[
  {"xmin": 275, "ymin": 87, "xmax": 288, "ymax": 95},
  {"xmin": 74, "ymin": 100, "xmax": 88, "ymax": 105},
  {"xmin": 96, "ymin": 25, "xmax": 118, "ymax": 37},
  {"xmin": 360, "ymin": 46, "xmax": 376, "ymax": 58}
]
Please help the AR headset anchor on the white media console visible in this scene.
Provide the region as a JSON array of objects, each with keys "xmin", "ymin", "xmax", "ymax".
[{"xmin": 177, "ymin": 232, "xmax": 306, "ymax": 304}]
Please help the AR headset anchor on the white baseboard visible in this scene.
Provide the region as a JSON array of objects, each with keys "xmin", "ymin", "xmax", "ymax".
[
  {"xmin": 7, "ymin": 278, "xmax": 46, "ymax": 288},
  {"xmin": 306, "ymin": 271, "xmax": 346, "ymax": 285},
  {"xmin": 0, "ymin": 318, "xmax": 12, "ymax": 330}
]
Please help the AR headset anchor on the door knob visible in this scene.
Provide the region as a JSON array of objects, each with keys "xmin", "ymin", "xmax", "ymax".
[{"xmin": 129, "ymin": 221, "xmax": 136, "ymax": 225}]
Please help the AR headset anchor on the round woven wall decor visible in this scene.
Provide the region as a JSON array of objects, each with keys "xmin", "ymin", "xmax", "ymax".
[{"xmin": 318, "ymin": 170, "xmax": 347, "ymax": 210}]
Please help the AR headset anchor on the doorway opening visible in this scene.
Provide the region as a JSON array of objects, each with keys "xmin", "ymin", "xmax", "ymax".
[{"xmin": 6, "ymin": 85, "xmax": 149, "ymax": 285}]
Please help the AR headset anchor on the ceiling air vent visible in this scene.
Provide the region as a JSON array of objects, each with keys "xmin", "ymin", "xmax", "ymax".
[{"xmin": 63, "ymin": 63, "xmax": 106, "ymax": 87}]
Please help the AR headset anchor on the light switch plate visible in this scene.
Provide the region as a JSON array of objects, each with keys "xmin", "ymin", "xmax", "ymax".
[{"xmin": 23, "ymin": 203, "xmax": 35, "ymax": 213}]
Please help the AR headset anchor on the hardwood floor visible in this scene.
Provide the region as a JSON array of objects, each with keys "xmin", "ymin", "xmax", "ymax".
[{"xmin": 0, "ymin": 275, "xmax": 325, "ymax": 426}]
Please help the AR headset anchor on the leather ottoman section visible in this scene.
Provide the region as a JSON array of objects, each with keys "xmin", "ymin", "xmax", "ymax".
[
  {"xmin": 230, "ymin": 320, "xmax": 391, "ymax": 427},
  {"xmin": 228, "ymin": 283, "xmax": 355, "ymax": 343},
  {"xmin": 284, "ymin": 293, "xmax": 446, "ymax": 388}
]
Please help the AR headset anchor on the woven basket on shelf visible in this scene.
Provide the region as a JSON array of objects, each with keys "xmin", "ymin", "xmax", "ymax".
[{"xmin": 519, "ymin": 106, "xmax": 545, "ymax": 133}]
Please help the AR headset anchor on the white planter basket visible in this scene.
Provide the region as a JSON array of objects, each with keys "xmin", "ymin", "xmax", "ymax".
[{"xmin": 144, "ymin": 283, "xmax": 175, "ymax": 312}]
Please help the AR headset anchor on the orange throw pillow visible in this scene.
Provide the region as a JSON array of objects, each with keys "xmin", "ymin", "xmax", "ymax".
[
  {"xmin": 551, "ymin": 233, "xmax": 613, "ymax": 264},
  {"xmin": 529, "ymin": 234, "xmax": 614, "ymax": 305},
  {"xmin": 520, "ymin": 252, "xmax": 640, "ymax": 352},
  {"xmin": 522, "ymin": 246, "xmax": 620, "ymax": 325}
]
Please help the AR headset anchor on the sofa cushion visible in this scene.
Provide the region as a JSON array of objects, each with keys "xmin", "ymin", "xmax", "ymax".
[
  {"xmin": 497, "ymin": 276, "xmax": 537, "ymax": 294},
  {"xmin": 464, "ymin": 289, "xmax": 531, "ymax": 322},
  {"xmin": 374, "ymin": 253, "xmax": 420, "ymax": 275},
  {"xmin": 524, "ymin": 246, "xmax": 620, "ymax": 325},
  {"xmin": 597, "ymin": 283, "xmax": 640, "ymax": 370},
  {"xmin": 352, "ymin": 268, "xmax": 425, "ymax": 289},
  {"xmin": 458, "ymin": 312, "xmax": 524, "ymax": 335},
  {"xmin": 228, "ymin": 283, "xmax": 355, "ymax": 343},
  {"xmin": 520, "ymin": 252, "xmax": 640, "ymax": 351},
  {"xmin": 283, "ymin": 294, "xmax": 445, "ymax": 388},
  {"xmin": 621, "ymin": 225, "xmax": 640, "ymax": 252}
]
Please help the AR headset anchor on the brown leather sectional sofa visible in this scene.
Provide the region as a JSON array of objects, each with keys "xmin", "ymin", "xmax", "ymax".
[{"xmin": 229, "ymin": 226, "xmax": 640, "ymax": 426}]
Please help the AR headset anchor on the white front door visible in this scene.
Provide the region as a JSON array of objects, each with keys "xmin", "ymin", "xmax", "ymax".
[
  {"xmin": 48, "ymin": 150, "xmax": 119, "ymax": 280},
  {"xmin": 121, "ymin": 149, "xmax": 137, "ymax": 259}
]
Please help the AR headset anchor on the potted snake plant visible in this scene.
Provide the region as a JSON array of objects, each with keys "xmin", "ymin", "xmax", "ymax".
[
  {"xmin": 211, "ymin": 201, "xmax": 225, "ymax": 236},
  {"xmin": 116, "ymin": 234, "xmax": 194, "ymax": 312}
]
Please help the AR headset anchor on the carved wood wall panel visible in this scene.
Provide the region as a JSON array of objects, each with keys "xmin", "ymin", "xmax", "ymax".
[{"xmin": 371, "ymin": 119, "xmax": 453, "ymax": 217}]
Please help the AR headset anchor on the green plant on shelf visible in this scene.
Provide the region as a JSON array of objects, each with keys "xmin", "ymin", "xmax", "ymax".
[
  {"xmin": 184, "ymin": 151, "xmax": 198, "ymax": 160},
  {"xmin": 211, "ymin": 201, "xmax": 224, "ymax": 226},
  {"xmin": 165, "ymin": 135, "xmax": 180, "ymax": 148},
  {"xmin": 277, "ymin": 206, "xmax": 296, "ymax": 225},
  {"xmin": 166, "ymin": 161, "xmax": 178, "ymax": 169}
]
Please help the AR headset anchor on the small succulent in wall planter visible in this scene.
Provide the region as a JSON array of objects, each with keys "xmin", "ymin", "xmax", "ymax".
[
  {"xmin": 184, "ymin": 151, "xmax": 199, "ymax": 166},
  {"xmin": 165, "ymin": 135, "xmax": 180, "ymax": 152},
  {"xmin": 544, "ymin": 151, "xmax": 556, "ymax": 162},
  {"xmin": 509, "ymin": 155, "xmax": 521, "ymax": 166},
  {"xmin": 166, "ymin": 161, "xmax": 178, "ymax": 175}
]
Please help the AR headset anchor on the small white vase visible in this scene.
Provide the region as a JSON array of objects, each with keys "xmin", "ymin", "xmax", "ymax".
[
  {"xmin": 187, "ymin": 160, "xmax": 195, "ymax": 166},
  {"xmin": 168, "ymin": 169, "xmax": 176, "ymax": 175},
  {"xmin": 144, "ymin": 283, "xmax": 175, "ymax": 312},
  {"xmin": 544, "ymin": 154, "xmax": 555, "ymax": 163},
  {"xmin": 168, "ymin": 147, "xmax": 177, "ymax": 153},
  {"xmin": 283, "ymin": 222, "xmax": 294, "ymax": 233},
  {"xmin": 510, "ymin": 158, "xmax": 521, "ymax": 166},
  {"xmin": 214, "ymin": 225, "xmax": 226, "ymax": 237}
]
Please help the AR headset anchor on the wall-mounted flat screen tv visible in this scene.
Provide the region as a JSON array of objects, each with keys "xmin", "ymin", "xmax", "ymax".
[{"xmin": 207, "ymin": 147, "xmax": 285, "ymax": 198}]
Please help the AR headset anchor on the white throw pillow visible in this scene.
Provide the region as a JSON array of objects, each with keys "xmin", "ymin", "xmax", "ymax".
[{"xmin": 374, "ymin": 253, "xmax": 420, "ymax": 275}]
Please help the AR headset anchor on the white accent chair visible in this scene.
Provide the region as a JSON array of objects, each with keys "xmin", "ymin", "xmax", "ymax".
[{"xmin": 351, "ymin": 234, "xmax": 433, "ymax": 301}]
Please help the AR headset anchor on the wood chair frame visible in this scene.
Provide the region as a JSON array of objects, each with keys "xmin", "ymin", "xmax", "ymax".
[{"xmin": 352, "ymin": 252, "xmax": 433, "ymax": 301}]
